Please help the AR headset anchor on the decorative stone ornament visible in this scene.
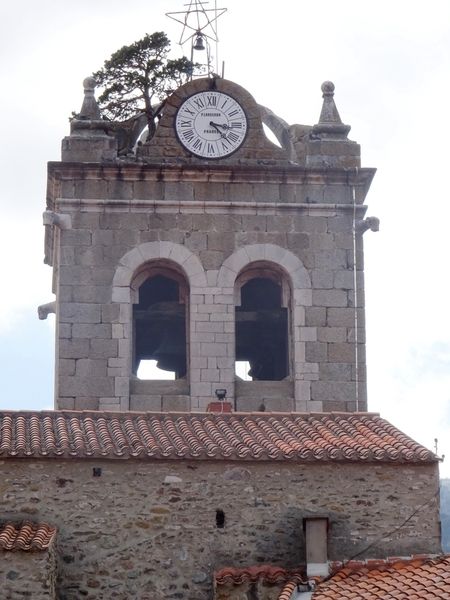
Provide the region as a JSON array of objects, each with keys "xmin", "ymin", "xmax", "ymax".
[{"xmin": 175, "ymin": 90, "xmax": 248, "ymax": 158}]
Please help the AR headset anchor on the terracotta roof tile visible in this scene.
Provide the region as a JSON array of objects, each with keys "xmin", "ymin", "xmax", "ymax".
[
  {"xmin": 215, "ymin": 565, "xmax": 306, "ymax": 586},
  {"xmin": 0, "ymin": 522, "xmax": 56, "ymax": 552},
  {"xmin": 219, "ymin": 557, "xmax": 450, "ymax": 600},
  {"xmin": 314, "ymin": 555, "xmax": 450, "ymax": 599},
  {"xmin": 0, "ymin": 410, "xmax": 436, "ymax": 462}
]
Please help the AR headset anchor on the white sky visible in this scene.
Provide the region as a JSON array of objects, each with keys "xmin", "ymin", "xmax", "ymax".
[{"xmin": 0, "ymin": 1, "xmax": 449, "ymax": 475}]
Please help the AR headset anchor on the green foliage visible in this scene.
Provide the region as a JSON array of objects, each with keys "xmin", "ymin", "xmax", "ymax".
[{"xmin": 93, "ymin": 31, "xmax": 194, "ymax": 138}]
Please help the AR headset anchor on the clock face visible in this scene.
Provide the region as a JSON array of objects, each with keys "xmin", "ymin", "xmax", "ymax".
[{"xmin": 175, "ymin": 91, "xmax": 248, "ymax": 159}]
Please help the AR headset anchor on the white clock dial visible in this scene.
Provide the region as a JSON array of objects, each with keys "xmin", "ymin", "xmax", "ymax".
[{"xmin": 175, "ymin": 91, "xmax": 248, "ymax": 158}]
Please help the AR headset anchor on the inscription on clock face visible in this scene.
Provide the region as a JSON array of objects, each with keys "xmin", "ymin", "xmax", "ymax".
[{"xmin": 175, "ymin": 91, "xmax": 248, "ymax": 158}]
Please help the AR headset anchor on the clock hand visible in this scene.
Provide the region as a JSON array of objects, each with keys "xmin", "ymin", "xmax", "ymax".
[{"xmin": 209, "ymin": 121, "xmax": 228, "ymax": 138}]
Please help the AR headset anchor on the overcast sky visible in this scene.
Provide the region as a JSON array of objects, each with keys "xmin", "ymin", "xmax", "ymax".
[{"xmin": 1, "ymin": 0, "xmax": 449, "ymax": 475}]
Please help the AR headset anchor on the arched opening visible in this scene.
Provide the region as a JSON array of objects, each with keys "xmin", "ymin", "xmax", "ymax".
[
  {"xmin": 132, "ymin": 265, "xmax": 188, "ymax": 380},
  {"xmin": 235, "ymin": 265, "xmax": 290, "ymax": 381}
]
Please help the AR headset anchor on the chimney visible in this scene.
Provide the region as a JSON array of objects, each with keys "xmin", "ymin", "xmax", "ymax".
[{"xmin": 303, "ymin": 516, "xmax": 329, "ymax": 578}]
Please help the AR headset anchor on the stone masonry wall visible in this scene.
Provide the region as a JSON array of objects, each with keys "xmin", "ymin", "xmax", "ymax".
[
  {"xmin": 0, "ymin": 458, "xmax": 440, "ymax": 599},
  {"xmin": 48, "ymin": 164, "xmax": 373, "ymax": 412},
  {"xmin": 0, "ymin": 545, "xmax": 57, "ymax": 599}
]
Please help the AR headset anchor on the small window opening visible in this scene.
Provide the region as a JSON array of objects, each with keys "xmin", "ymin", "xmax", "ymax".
[
  {"xmin": 216, "ymin": 509, "xmax": 225, "ymax": 529},
  {"xmin": 133, "ymin": 274, "xmax": 187, "ymax": 379},
  {"xmin": 236, "ymin": 277, "xmax": 288, "ymax": 381}
]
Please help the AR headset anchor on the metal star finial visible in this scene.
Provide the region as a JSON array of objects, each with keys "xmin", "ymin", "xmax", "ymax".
[{"xmin": 166, "ymin": 1, "xmax": 227, "ymax": 76}]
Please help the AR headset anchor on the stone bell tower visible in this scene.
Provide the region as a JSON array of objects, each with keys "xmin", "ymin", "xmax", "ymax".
[{"xmin": 42, "ymin": 75, "xmax": 376, "ymax": 413}]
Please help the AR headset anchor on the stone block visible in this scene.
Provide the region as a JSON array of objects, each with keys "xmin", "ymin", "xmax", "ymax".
[
  {"xmin": 226, "ymin": 183, "xmax": 254, "ymax": 202},
  {"xmin": 58, "ymin": 285, "xmax": 73, "ymax": 302},
  {"xmin": 207, "ymin": 232, "xmax": 235, "ymax": 253},
  {"xmin": 299, "ymin": 327, "xmax": 317, "ymax": 342},
  {"xmin": 102, "ymin": 305, "xmax": 121, "ymax": 323},
  {"xmin": 59, "ymin": 359, "xmax": 75, "ymax": 376},
  {"xmin": 334, "ymin": 270, "xmax": 355, "ymax": 290},
  {"xmin": 319, "ymin": 363, "xmax": 352, "ymax": 381},
  {"xmin": 311, "ymin": 269, "xmax": 333, "ymax": 289},
  {"xmin": 59, "ymin": 339, "xmax": 89, "ymax": 359},
  {"xmin": 314, "ymin": 250, "xmax": 347, "ymax": 269},
  {"xmin": 164, "ymin": 182, "xmax": 194, "ymax": 201},
  {"xmin": 57, "ymin": 397, "xmax": 75, "ymax": 409},
  {"xmin": 72, "ymin": 285, "xmax": 111, "ymax": 303},
  {"xmin": 236, "ymin": 396, "xmax": 294, "ymax": 412},
  {"xmin": 90, "ymin": 338, "xmax": 118, "ymax": 359},
  {"xmin": 75, "ymin": 359, "xmax": 107, "ymax": 377},
  {"xmin": 75, "ymin": 246, "xmax": 104, "ymax": 267},
  {"xmin": 115, "ymin": 376, "xmax": 130, "ymax": 396},
  {"xmin": 311, "ymin": 381, "xmax": 357, "ymax": 404},
  {"xmin": 200, "ymin": 343, "xmax": 227, "ymax": 356},
  {"xmin": 195, "ymin": 322, "xmax": 224, "ymax": 333},
  {"xmin": 335, "ymin": 233, "xmax": 354, "ymax": 250},
  {"xmin": 130, "ymin": 395, "xmax": 162, "ymax": 411},
  {"xmin": 191, "ymin": 381, "xmax": 213, "ymax": 396},
  {"xmin": 241, "ymin": 215, "xmax": 267, "ymax": 232},
  {"xmin": 305, "ymin": 307, "xmax": 326, "ymax": 327},
  {"xmin": 72, "ymin": 324, "xmax": 111, "ymax": 339},
  {"xmin": 133, "ymin": 180, "xmax": 164, "ymax": 200},
  {"xmin": 60, "ymin": 229, "xmax": 92, "ymax": 246},
  {"xmin": 59, "ymin": 375, "xmax": 115, "ymax": 397},
  {"xmin": 58, "ymin": 323, "xmax": 72, "ymax": 339},
  {"xmin": 130, "ymin": 378, "xmax": 189, "ymax": 395},
  {"xmin": 112, "ymin": 287, "xmax": 131, "ymax": 303},
  {"xmin": 74, "ymin": 397, "xmax": 100, "ymax": 410},
  {"xmin": 162, "ymin": 395, "xmax": 190, "ymax": 411},
  {"xmin": 253, "ymin": 183, "xmax": 280, "ymax": 202},
  {"xmin": 317, "ymin": 327, "xmax": 346, "ymax": 343},
  {"xmin": 293, "ymin": 289, "xmax": 312, "ymax": 306},
  {"xmin": 60, "ymin": 246, "xmax": 75, "ymax": 265},
  {"xmin": 184, "ymin": 231, "xmax": 207, "ymax": 251},
  {"xmin": 305, "ymin": 342, "xmax": 327, "ymax": 363},
  {"xmin": 327, "ymin": 307, "xmax": 364, "ymax": 327},
  {"xmin": 328, "ymin": 342, "xmax": 356, "ymax": 363},
  {"xmin": 327, "ymin": 215, "xmax": 351, "ymax": 233}
]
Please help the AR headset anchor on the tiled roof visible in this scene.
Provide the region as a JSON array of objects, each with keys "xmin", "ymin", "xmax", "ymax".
[
  {"xmin": 0, "ymin": 410, "xmax": 435, "ymax": 462},
  {"xmin": 314, "ymin": 555, "xmax": 450, "ymax": 599},
  {"xmin": 215, "ymin": 565, "xmax": 305, "ymax": 586},
  {"xmin": 0, "ymin": 522, "xmax": 56, "ymax": 551},
  {"xmin": 216, "ymin": 557, "xmax": 450, "ymax": 600}
]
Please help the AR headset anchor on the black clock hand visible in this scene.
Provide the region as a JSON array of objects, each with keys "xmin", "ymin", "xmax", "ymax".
[{"xmin": 209, "ymin": 121, "xmax": 228, "ymax": 137}]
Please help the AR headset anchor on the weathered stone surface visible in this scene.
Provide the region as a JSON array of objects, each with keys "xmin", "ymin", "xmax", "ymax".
[
  {"xmin": 0, "ymin": 459, "xmax": 440, "ymax": 599},
  {"xmin": 0, "ymin": 543, "xmax": 57, "ymax": 599}
]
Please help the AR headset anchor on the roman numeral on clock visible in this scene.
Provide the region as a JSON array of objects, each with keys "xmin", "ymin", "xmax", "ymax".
[
  {"xmin": 228, "ymin": 131, "xmax": 240, "ymax": 143},
  {"xmin": 182, "ymin": 130, "xmax": 195, "ymax": 142}
]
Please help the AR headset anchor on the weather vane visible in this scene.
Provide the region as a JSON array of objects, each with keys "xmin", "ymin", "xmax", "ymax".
[{"xmin": 166, "ymin": 0, "xmax": 227, "ymax": 78}]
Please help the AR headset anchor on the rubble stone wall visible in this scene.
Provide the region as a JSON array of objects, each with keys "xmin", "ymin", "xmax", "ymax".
[
  {"xmin": 0, "ymin": 458, "xmax": 440, "ymax": 600},
  {"xmin": 0, "ymin": 544, "xmax": 57, "ymax": 599}
]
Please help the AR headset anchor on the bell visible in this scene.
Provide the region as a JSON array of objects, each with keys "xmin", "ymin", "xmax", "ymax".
[
  {"xmin": 152, "ymin": 328, "xmax": 186, "ymax": 376},
  {"xmin": 193, "ymin": 33, "xmax": 205, "ymax": 51}
]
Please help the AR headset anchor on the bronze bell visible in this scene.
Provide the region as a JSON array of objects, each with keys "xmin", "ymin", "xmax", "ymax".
[
  {"xmin": 193, "ymin": 32, "xmax": 205, "ymax": 51},
  {"xmin": 152, "ymin": 328, "xmax": 186, "ymax": 376}
]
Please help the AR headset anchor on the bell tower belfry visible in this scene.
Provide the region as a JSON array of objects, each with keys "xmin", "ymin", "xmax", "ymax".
[{"xmin": 43, "ymin": 74, "xmax": 376, "ymax": 413}]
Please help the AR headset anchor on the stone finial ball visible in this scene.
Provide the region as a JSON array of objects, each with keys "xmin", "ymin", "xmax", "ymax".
[
  {"xmin": 321, "ymin": 81, "xmax": 335, "ymax": 94},
  {"xmin": 83, "ymin": 76, "xmax": 97, "ymax": 90}
]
